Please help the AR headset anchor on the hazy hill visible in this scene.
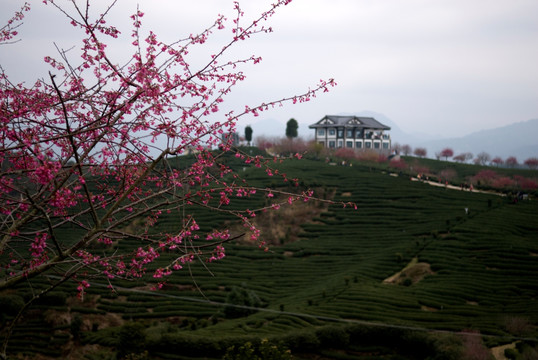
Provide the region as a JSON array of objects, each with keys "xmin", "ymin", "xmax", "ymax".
[
  {"xmin": 412, "ymin": 118, "xmax": 538, "ymax": 161},
  {"xmin": 345, "ymin": 112, "xmax": 538, "ymax": 160}
]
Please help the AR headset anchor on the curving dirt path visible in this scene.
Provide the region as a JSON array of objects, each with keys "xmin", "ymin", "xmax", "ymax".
[
  {"xmin": 491, "ymin": 342, "xmax": 516, "ymax": 360},
  {"xmin": 409, "ymin": 177, "xmax": 506, "ymax": 196}
]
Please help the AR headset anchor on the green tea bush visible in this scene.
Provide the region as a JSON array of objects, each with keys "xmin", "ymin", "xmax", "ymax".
[
  {"xmin": 70, "ymin": 306, "xmax": 106, "ymax": 315},
  {"xmin": 223, "ymin": 285, "xmax": 263, "ymax": 318},
  {"xmin": 0, "ymin": 294, "xmax": 24, "ymax": 320},
  {"xmin": 70, "ymin": 315, "xmax": 83, "ymax": 341},
  {"xmin": 82, "ymin": 326, "xmax": 120, "ymax": 347},
  {"xmin": 117, "ymin": 322, "xmax": 147, "ymax": 359},
  {"xmin": 149, "ymin": 333, "xmax": 221, "ymax": 357},
  {"xmin": 223, "ymin": 339, "xmax": 292, "ymax": 360},
  {"xmin": 33, "ymin": 291, "xmax": 67, "ymax": 306},
  {"xmin": 119, "ymin": 312, "xmax": 162, "ymax": 319},
  {"xmin": 504, "ymin": 347, "xmax": 518, "ymax": 359},
  {"xmin": 5, "ymin": 157, "xmax": 538, "ymax": 359},
  {"xmin": 276, "ymin": 329, "xmax": 320, "ymax": 352},
  {"xmin": 315, "ymin": 325, "xmax": 349, "ymax": 348}
]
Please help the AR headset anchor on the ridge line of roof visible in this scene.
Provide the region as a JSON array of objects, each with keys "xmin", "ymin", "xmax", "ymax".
[{"xmin": 309, "ymin": 115, "xmax": 391, "ymax": 130}]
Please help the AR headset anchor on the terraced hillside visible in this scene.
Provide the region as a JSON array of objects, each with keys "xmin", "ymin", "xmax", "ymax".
[{"xmin": 3, "ymin": 157, "xmax": 538, "ymax": 359}]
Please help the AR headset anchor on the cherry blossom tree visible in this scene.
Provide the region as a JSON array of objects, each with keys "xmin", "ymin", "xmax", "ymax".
[
  {"xmin": 453, "ymin": 154, "xmax": 465, "ymax": 163},
  {"xmin": 274, "ymin": 136, "xmax": 309, "ymax": 155},
  {"xmin": 0, "ymin": 1, "xmax": 337, "ymax": 355},
  {"xmin": 389, "ymin": 158, "xmax": 407, "ymax": 170},
  {"xmin": 475, "ymin": 152, "xmax": 491, "ymax": 166},
  {"xmin": 524, "ymin": 157, "xmax": 538, "ymax": 169},
  {"xmin": 505, "ymin": 156, "xmax": 518, "ymax": 168},
  {"xmin": 472, "ymin": 170, "xmax": 498, "ymax": 186},
  {"xmin": 513, "ymin": 175, "xmax": 538, "ymax": 190},
  {"xmin": 401, "ymin": 144, "xmax": 412, "ymax": 156},
  {"xmin": 463, "ymin": 152, "xmax": 474, "ymax": 163},
  {"xmin": 453, "ymin": 152, "xmax": 473, "ymax": 163},
  {"xmin": 255, "ymin": 135, "xmax": 276, "ymax": 152},
  {"xmin": 439, "ymin": 168, "xmax": 457, "ymax": 183},
  {"xmin": 491, "ymin": 156, "xmax": 504, "ymax": 167},
  {"xmin": 439, "ymin": 147, "xmax": 454, "ymax": 161},
  {"xmin": 413, "ymin": 147, "xmax": 427, "ymax": 158},
  {"xmin": 463, "ymin": 152, "xmax": 473, "ymax": 162},
  {"xmin": 492, "ymin": 177, "xmax": 515, "ymax": 189},
  {"xmin": 413, "ymin": 164, "xmax": 430, "ymax": 175}
]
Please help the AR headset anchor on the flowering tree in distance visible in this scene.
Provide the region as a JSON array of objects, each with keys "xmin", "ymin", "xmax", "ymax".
[
  {"xmin": 524, "ymin": 157, "xmax": 538, "ymax": 169},
  {"xmin": 0, "ymin": 1, "xmax": 336, "ymax": 354},
  {"xmin": 401, "ymin": 144, "xmax": 412, "ymax": 156},
  {"xmin": 475, "ymin": 152, "xmax": 491, "ymax": 166},
  {"xmin": 505, "ymin": 156, "xmax": 519, "ymax": 168},
  {"xmin": 439, "ymin": 147, "xmax": 454, "ymax": 161},
  {"xmin": 491, "ymin": 156, "xmax": 504, "ymax": 167},
  {"xmin": 453, "ymin": 153, "xmax": 465, "ymax": 163},
  {"xmin": 453, "ymin": 152, "xmax": 473, "ymax": 163},
  {"xmin": 413, "ymin": 147, "xmax": 427, "ymax": 158}
]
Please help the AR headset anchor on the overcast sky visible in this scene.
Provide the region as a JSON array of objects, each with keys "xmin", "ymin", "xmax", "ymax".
[{"xmin": 2, "ymin": 0, "xmax": 538, "ymax": 139}]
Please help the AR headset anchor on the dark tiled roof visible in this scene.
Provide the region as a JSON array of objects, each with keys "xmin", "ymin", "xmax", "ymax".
[{"xmin": 309, "ymin": 115, "xmax": 390, "ymax": 130}]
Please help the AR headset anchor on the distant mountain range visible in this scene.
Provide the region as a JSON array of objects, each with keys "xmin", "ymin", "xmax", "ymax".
[
  {"xmin": 245, "ymin": 111, "xmax": 538, "ymax": 161},
  {"xmin": 388, "ymin": 117, "xmax": 538, "ymax": 161}
]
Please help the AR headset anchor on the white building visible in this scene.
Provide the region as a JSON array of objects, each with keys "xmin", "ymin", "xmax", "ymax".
[{"xmin": 309, "ymin": 115, "xmax": 391, "ymax": 153}]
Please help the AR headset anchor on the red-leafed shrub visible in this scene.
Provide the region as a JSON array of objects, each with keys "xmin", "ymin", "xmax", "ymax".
[
  {"xmin": 492, "ymin": 177, "xmax": 515, "ymax": 188},
  {"xmin": 334, "ymin": 148, "xmax": 358, "ymax": 160},
  {"xmin": 389, "ymin": 158, "xmax": 407, "ymax": 170},
  {"xmin": 471, "ymin": 170, "xmax": 499, "ymax": 186},
  {"xmin": 439, "ymin": 168, "xmax": 457, "ymax": 182},
  {"xmin": 356, "ymin": 150, "xmax": 381, "ymax": 162},
  {"xmin": 513, "ymin": 175, "xmax": 538, "ymax": 190}
]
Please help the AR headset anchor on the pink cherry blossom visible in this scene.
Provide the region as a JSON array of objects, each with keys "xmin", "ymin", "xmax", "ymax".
[{"xmin": 0, "ymin": 0, "xmax": 340, "ymax": 321}]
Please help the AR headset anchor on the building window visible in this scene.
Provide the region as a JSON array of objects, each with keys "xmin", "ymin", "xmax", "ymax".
[
  {"xmin": 374, "ymin": 142, "xmax": 380, "ymax": 149},
  {"xmin": 337, "ymin": 129, "xmax": 344, "ymax": 138},
  {"xmin": 319, "ymin": 141, "xmax": 325, "ymax": 147},
  {"xmin": 365, "ymin": 142, "xmax": 371, "ymax": 148},
  {"xmin": 317, "ymin": 129, "xmax": 325, "ymax": 136},
  {"xmin": 346, "ymin": 129, "xmax": 353, "ymax": 138},
  {"xmin": 328, "ymin": 128, "xmax": 336, "ymax": 136},
  {"xmin": 383, "ymin": 142, "xmax": 389, "ymax": 149},
  {"xmin": 356, "ymin": 141, "xmax": 362, "ymax": 148},
  {"xmin": 329, "ymin": 141, "xmax": 335, "ymax": 148},
  {"xmin": 338, "ymin": 140, "xmax": 343, "ymax": 148},
  {"xmin": 356, "ymin": 130, "xmax": 362, "ymax": 138},
  {"xmin": 346, "ymin": 141, "xmax": 353, "ymax": 148}
]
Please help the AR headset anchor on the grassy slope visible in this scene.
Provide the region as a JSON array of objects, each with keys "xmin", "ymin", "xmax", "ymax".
[
  {"xmin": 185, "ymin": 161, "xmax": 537, "ymax": 334},
  {"xmin": 4, "ymin": 156, "xmax": 538, "ymax": 358}
]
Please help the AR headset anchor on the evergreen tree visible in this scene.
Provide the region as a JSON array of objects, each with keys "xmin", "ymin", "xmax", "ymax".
[
  {"xmin": 245, "ymin": 125, "xmax": 253, "ymax": 146},
  {"xmin": 285, "ymin": 118, "xmax": 298, "ymax": 139}
]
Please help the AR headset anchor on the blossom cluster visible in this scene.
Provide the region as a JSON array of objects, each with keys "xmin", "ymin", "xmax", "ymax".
[{"xmin": 0, "ymin": 0, "xmax": 336, "ymax": 296}]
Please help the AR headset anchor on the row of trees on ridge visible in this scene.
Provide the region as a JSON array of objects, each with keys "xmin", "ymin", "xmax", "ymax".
[{"xmin": 393, "ymin": 144, "xmax": 538, "ymax": 169}]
